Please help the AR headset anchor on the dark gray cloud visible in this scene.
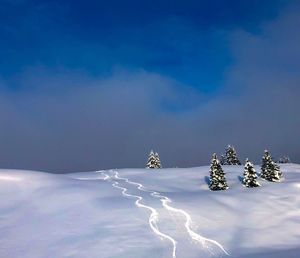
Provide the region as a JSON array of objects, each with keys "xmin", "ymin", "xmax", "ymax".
[{"xmin": 0, "ymin": 4, "xmax": 299, "ymax": 173}]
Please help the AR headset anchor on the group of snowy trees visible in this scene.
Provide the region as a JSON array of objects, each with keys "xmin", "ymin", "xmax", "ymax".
[
  {"xmin": 209, "ymin": 149, "xmax": 284, "ymax": 191},
  {"xmin": 145, "ymin": 146, "xmax": 289, "ymax": 189},
  {"xmin": 146, "ymin": 150, "xmax": 162, "ymax": 169}
]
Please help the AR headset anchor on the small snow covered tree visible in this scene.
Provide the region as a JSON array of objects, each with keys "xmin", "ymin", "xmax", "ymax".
[
  {"xmin": 243, "ymin": 159, "xmax": 261, "ymax": 187},
  {"xmin": 209, "ymin": 153, "xmax": 229, "ymax": 191},
  {"xmin": 146, "ymin": 150, "xmax": 156, "ymax": 169},
  {"xmin": 278, "ymin": 156, "xmax": 291, "ymax": 164},
  {"xmin": 284, "ymin": 156, "xmax": 291, "ymax": 163},
  {"xmin": 154, "ymin": 152, "xmax": 162, "ymax": 168},
  {"xmin": 220, "ymin": 154, "xmax": 227, "ymax": 165},
  {"xmin": 225, "ymin": 145, "xmax": 241, "ymax": 165},
  {"xmin": 260, "ymin": 150, "xmax": 281, "ymax": 182}
]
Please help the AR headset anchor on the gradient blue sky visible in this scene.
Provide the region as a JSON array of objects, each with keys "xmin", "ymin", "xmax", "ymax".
[
  {"xmin": 0, "ymin": 0, "xmax": 299, "ymax": 172},
  {"xmin": 0, "ymin": 0, "xmax": 289, "ymax": 91}
]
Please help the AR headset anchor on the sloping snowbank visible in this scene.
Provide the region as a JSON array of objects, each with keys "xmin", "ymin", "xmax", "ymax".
[{"xmin": 0, "ymin": 164, "xmax": 300, "ymax": 258}]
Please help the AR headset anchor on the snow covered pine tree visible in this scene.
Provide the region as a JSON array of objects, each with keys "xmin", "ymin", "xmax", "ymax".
[
  {"xmin": 260, "ymin": 150, "xmax": 282, "ymax": 182},
  {"xmin": 146, "ymin": 150, "xmax": 157, "ymax": 169},
  {"xmin": 225, "ymin": 145, "xmax": 241, "ymax": 165},
  {"xmin": 154, "ymin": 152, "xmax": 162, "ymax": 168},
  {"xmin": 209, "ymin": 153, "xmax": 229, "ymax": 191},
  {"xmin": 243, "ymin": 159, "xmax": 261, "ymax": 187}
]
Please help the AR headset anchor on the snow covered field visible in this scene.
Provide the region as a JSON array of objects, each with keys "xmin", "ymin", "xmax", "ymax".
[{"xmin": 0, "ymin": 164, "xmax": 300, "ymax": 258}]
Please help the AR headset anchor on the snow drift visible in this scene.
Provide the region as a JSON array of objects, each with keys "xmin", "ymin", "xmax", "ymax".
[{"xmin": 0, "ymin": 164, "xmax": 300, "ymax": 258}]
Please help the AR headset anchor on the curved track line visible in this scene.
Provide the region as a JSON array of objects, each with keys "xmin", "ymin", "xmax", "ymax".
[
  {"xmin": 152, "ymin": 192, "xmax": 230, "ymax": 256},
  {"xmin": 113, "ymin": 171, "xmax": 230, "ymax": 257},
  {"xmin": 102, "ymin": 171, "xmax": 177, "ymax": 258}
]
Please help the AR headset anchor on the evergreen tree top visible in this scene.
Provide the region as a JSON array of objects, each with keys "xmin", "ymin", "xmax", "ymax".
[
  {"xmin": 244, "ymin": 158, "xmax": 254, "ymax": 168},
  {"xmin": 212, "ymin": 153, "xmax": 217, "ymax": 160},
  {"xmin": 211, "ymin": 153, "xmax": 220, "ymax": 165},
  {"xmin": 263, "ymin": 150, "xmax": 271, "ymax": 157},
  {"xmin": 225, "ymin": 145, "xmax": 241, "ymax": 165},
  {"xmin": 146, "ymin": 149, "xmax": 162, "ymax": 169},
  {"xmin": 262, "ymin": 150, "xmax": 272, "ymax": 161},
  {"xmin": 226, "ymin": 144, "xmax": 233, "ymax": 150}
]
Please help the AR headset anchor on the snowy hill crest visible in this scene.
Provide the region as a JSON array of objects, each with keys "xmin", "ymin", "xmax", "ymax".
[{"xmin": 0, "ymin": 164, "xmax": 300, "ymax": 258}]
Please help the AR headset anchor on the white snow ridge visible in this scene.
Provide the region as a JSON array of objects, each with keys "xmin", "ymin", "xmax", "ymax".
[{"xmin": 0, "ymin": 164, "xmax": 300, "ymax": 257}]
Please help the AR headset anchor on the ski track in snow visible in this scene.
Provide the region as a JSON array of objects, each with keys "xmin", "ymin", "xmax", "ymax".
[
  {"xmin": 151, "ymin": 192, "xmax": 230, "ymax": 256},
  {"xmin": 97, "ymin": 169, "xmax": 229, "ymax": 258},
  {"xmin": 100, "ymin": 170, "xmax": 177, "ymax": 258}
]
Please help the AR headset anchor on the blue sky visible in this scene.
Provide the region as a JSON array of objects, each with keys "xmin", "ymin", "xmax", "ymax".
[
  {"xmin": 0, "ymin": 0, "xmax": 299, "ymax": 172},
  {"xmin": 0, "ymin": 0, "xmax": 288, "ymax": 91}
]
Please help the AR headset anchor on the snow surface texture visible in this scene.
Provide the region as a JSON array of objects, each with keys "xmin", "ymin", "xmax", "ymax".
[{"xmin": 0, "ymin": 164, "xmax": 300, "ymax": 258}]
